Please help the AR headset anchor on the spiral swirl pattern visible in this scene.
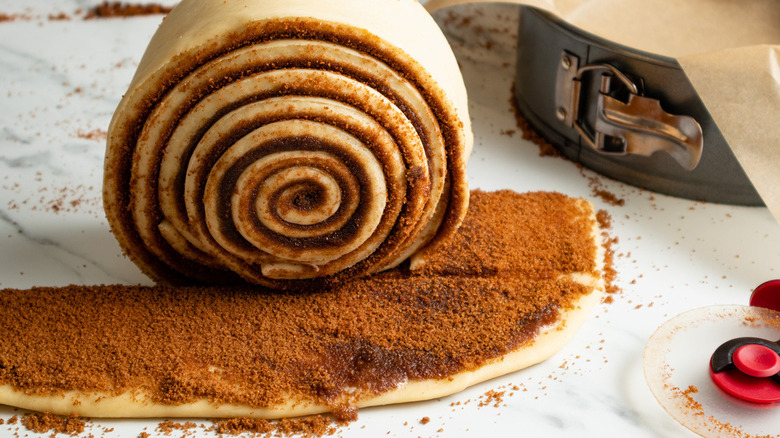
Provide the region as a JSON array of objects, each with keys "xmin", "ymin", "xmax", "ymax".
[{"xmin": 105, "ymin": 0, "xmax": 472, "ymax": 287}]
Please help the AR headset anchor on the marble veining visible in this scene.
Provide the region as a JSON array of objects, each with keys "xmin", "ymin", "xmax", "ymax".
[{"xmin": 0, "ymin": 1, "xmax": 778, "ymax": 437}]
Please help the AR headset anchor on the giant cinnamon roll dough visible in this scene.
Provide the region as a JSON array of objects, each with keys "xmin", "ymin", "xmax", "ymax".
[
  {"xmin": 104, "ymin": 0, "xmax": 473, "ymax": 287},
  {"xmin": 0, "ymin": 190, "xmax": 605, "ymax": 419}
]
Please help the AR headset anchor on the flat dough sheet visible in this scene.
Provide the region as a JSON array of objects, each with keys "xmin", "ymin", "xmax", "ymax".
[{"xmin": 0, "ymin": 190, "xmax": 605, "ymax": 419}]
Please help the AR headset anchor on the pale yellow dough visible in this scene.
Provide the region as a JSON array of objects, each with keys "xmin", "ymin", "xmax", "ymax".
[{"xmin": 0, "ymin": 291, "xmax": 601, "ymax": 419}]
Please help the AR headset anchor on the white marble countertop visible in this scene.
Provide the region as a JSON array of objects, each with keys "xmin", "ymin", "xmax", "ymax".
[{"xmin": 1, "ymin": 1, "xmax": 778, "ymax": 437}]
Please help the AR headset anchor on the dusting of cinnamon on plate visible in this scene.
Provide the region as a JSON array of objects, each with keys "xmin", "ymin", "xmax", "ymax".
[{"xmin": 672, "ymin": 384, "xmax": 758, "ymax": 438}]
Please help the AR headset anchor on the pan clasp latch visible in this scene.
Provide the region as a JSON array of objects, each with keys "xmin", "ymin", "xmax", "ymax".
[{"xmin": 555, "ymin": 51, "xmax": 703, "ymax": 170}]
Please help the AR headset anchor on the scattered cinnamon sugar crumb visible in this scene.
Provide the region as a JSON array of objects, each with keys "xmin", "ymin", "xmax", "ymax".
[
  {"xmin": 0, "ymin": 12, "xmax": 32, "ymax": 21},
  {"xmin": 592, "ymin": 187, "xmax": 625, "ymax": 206},
  {"xmin": 76, "ymin": 128, "xmax": 108, "ymax": 141},
  {"xmin": 584, "ymin": 172, "xmax": 625, "ymax": 206},
  {"xmin": 84, "ymin": 2, "xmax": 173, "ymax": 19},
  {"xmin": 419, "ymin": 417, "xmax": 430, "ymax": 425},
  {"xmin": 597, "ymin": 210, "xmax": 621, "ymax": 296},
  {"xmin": 508, "ymin": 91, "xmax": 561, "ymax": 157},
  {"xmin": 596, "ymin": 209, "xmax": 612, "ymax": 229},
  {"xmin": 20, "ymin": 412, "xmax": 86, "ymax": 436},
  {"xmin": 48, "ymin": 12, "xmax": 71, "ymax": 20},
  {"xmin": 478, "ymin": 389, "xmax": 506, "ymax": 408},
  {"xmin": 276, "ymin": 416, "xmax": 339, "ymax": 437},
  {"xmin": 215, "ymin": 418, "xmax": 275, "ymax": 435},
  {"xmin": 156, "ymin": 420, "xmax": 198, "ymax": 434},
  {"xmin": 5, "ymin": 182, "xmax": 100, "ymax": 215},
  {"xmin": 2, "ymin": 4, "xmax": 171, "ymax": 22},
  {"xmin": 0, "ymin": 10, "xmax": 66, "ymax": 21}
]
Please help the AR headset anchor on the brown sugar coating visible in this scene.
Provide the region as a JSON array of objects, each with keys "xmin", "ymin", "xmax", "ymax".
[
  {"xmin": 413, "ymin": 190, "xmax": 598, "ymax": 278},
  {"xmin": 0, "ymin": 190, "xmax": 599, "ymax": 415}
]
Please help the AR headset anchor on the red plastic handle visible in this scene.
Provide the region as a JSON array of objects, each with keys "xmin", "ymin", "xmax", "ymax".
[
  {"xmin": 710, "ymin": 366, "xmax": 780, "ymax": 404},
  {"xmin": 733, "ymin": 344, "xmax": 780, "ymax": 378},
  {"xmin": 750, "ymin": 280, "xmax": 780, "ymax": 312},
  {"xmin": 708, "ymin": 283, "xmax": 780, "ymax": 403}
]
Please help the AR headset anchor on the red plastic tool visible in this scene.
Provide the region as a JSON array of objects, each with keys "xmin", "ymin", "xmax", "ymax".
[
  {"xmin": 709, "ymin": 280, "xmax": 780, "ymax": 404},
  {"xmin": 750, "ymin": 279, "xmax": 780, "ymax": 312}
]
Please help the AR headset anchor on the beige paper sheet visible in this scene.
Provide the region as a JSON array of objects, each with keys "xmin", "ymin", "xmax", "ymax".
[
  {"xmin": 425, "ymin": 0, "xmax": 780, "ymax": 222},
  {"xmin": 678, "ymin": 46, "xmax": 780, "ymax": 219}
]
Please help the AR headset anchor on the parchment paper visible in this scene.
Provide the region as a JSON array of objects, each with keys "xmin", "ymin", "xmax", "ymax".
[{"xmin": 425, "ymin": 0, "xmax": 780, "ymax": 223}]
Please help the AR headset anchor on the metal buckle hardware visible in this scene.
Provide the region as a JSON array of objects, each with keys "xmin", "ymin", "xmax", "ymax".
[{"xmin": 555, "ymin": 51, "xmax": 703, "ymax": 170}]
